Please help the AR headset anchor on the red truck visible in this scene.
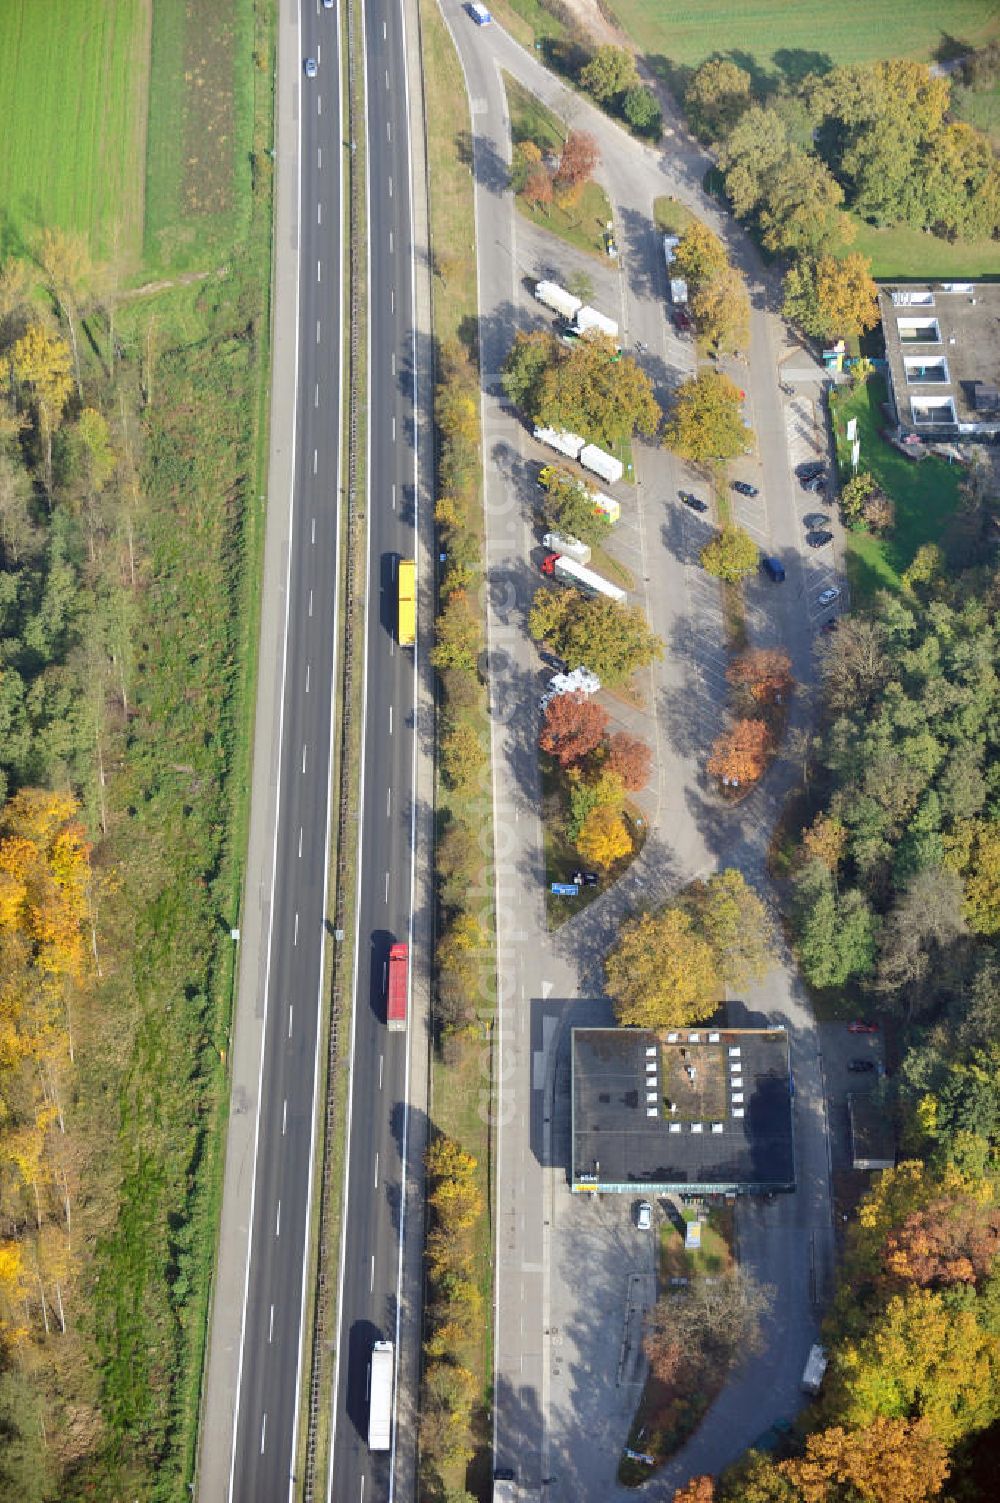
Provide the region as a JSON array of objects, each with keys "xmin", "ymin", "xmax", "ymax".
[{"xmin": 387, "ymin": 943, "xmax": 408, "ymax": 1031}]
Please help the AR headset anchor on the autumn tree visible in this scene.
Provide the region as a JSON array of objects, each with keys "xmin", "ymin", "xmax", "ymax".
[
  {"xmin": 502, "ymin": 330, "xmax": 556, "ymax": 409},
  {"xmin": 441, "ymin": 721, "xmax": 487, "ymax": 792},
  {"xmin": 577, "ymin": 805, "xmax": 632, "ymax": 869},
  {"xmin": 672, "ymin": 222, "xmax": 729, "ymax": 294},
  {"xmin": 580, "ymin": 45, "xmax": 638, "ymax": 103},
  {"xmin": 529, "ymin": 589, "xmax": 663, "ymax": 686},
  {"xmin": 431, "ymin": 590, "xmax": 481, "ymax": 673},
  {"xmin": 425, "ymin": 1136, "xmax": 484, "ymax": 1230},
  {"xmin": 684, "ymin": 869, "xmax": 775, "ymax": 990},
  {"xmin": 539, "ymin": 692, "xmax": 608, "ymax": 768},
  {"xmin": 839, "ymin": 469, "xmax": 880, "ymax": 526},
  {"xmin": 944, "ymin": 818, "xmax": 1000, "ymax": 935},
  {"xmin": 701, "ymin": 526, "xmax": 760, "ymax": 584},
  {"xmin": 535, "ymin": 336, "xmax": 660, "ymax": 446},
  {"xmin": 782, "ymin": 1418, "xmax": 948, "ymax": 1503},
  {"xmin": 691, "ymin": 266, "xmax": 751, "ymax": 354},
  {"xmin": 784, "ymin": 252, "xmax": 880, "ymax": 340},
  {"xmin": 538, "ymin": 466, "xmax": 613, "ymax": 548},
  {"xmin": 727, "ymin": 648, "xmax": 793, "ymax": 706},
  {"xmin": 605, "ymin": 908, "xmax": 718, "ymax": 1028},
  {"xmin": 34, "ymin": 228, "xmax": 93, "ymax": 401},
  {"xmin": 685, "ymin": 58, "xmax": 752, "ymax": 142},
  {"xmin": 802, "ymin": 813, "xmax": 848, "ymax": 873},
  {"xmin": 510, "ymin": 138, "xmax": 543, "ymax": 193},
  {"xmin": 648, "ymin": 1269, "xmax": 772, "ymax": 1379},
  {"xmin": 708, "ymin": 718, "xmax": 772, "ymax": 786},
  {"xmin": 9, "ymin": 325, "xmax": 74, "ymax": 496},
  {"xmin": 666, "ymin": 373, "xmax": 748, "ymax": 463},
  {"xmin": 672, "ymin": 1478, "xmax": 715, "ymax": 1503},
  {"xmin": 524, "ymin": 165, "xmax": 554, "ymax": 212},
  {"xmin": 553, "ymin": 131, "xmax": 600, "ymax": 204},
  {"xmin": 606, "ymin": 732, "xmax": 651, "ymax": 791}
]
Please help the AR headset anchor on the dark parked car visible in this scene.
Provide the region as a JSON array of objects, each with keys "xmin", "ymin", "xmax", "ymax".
[
  {"xmin": 803, "ymin": 512, "xmax": 830, "ymax": 529},
  {"xmin": 802, "ymin": 476, "xmax": 827, "ymax": 494},
  {"xmin": 732, "ymin": 480, "xmax": 759, "ymax": 497},
  {"xmin": 673, "ymin": 308, "xmax": 693, "ymax": 332},
  {"xmin": 761, "ymin": 555, "xmax": 786, "ymax": 582},
  {"xmin": 679, "ymin": 490, "xmax": 708, "ymax": 512},
  {"xmin": 797, "ymin": 460, "xmax": 826, "ymax": 481},
  {"xmin": 539, "ymin": 650, "xmax": 567, "ymax": 673},
  {"xmin": 848, "ymin": 1020, "xmax": 878, "ymax": 1034},
  {"xmin": 806, "ymin": 530, "xmax": 834, "ymax": 549},
  {"xmin": 573, "ymin": 870, "xmax": 600, "ymax": 886},
  {"xmin": 848, "ymin": 1058, "xmax": 877, "ymax": 1073}
]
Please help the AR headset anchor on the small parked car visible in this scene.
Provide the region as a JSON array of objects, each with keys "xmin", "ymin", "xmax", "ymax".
[
  {"xmin": 803, "ymin": 512, "xmax": 830, "ymax": 529},
  {"xmin": 806, "ymin": 530, "xmax": 834, "ymax": 549},
  {"xmin": 635, "ymin": 1201, "xmax": 653, "ymax": 1231},
  {"xmin": 761, "ymin": 555, "xmax": 786, "ymax": 582},
  {"xmin": 673, "ymin": 308, "xmax": 693, "ymax": 333},
  {"xmin": 818, "ymin": 586, "xmax": 841, "ymax": 607},
  {"xmin": 797, "ymin": 461, "xmax": 826, "ymax": 481},
  {"xmin": 573, "ymin": 870, "xmax": 600, "ymax": 887},
  {"xmin": 679, "ymin": 490, "xmax": 708, "ymax": 513},
  {"xmin": 538, "ymin": 650, "xmax": 568, "ymax": 673},
  {"xmin": 848, "ymin": 1059, "xmax": 877, "ymax": 1072},
  {"xmin": 732, "ymin": 480, "xmax": 759, "ymax": 497},
  {"xmin": 304, "ymin": 57, "xmax": 318, "ymax": 77},
  {"xmin": 848, "ymin": 1020, "xmax": 878, "ymax": 1034},
  {"xmin": 467, "ymin": 1, "xmax": 493, "ymax": 21},
  {"xmin": 802, "ymin": 477, "xmax": 827, "ymax": 495}
]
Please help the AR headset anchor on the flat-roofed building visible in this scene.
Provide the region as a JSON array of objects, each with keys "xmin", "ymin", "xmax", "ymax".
[{"xmin": 879, "ymin": 282, "xmax": 1000, "ymax": 438}]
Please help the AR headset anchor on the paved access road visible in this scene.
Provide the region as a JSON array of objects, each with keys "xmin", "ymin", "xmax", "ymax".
[{"xmin": 438, "ymin": 8, "xmax": 836, "ymax": 1498}]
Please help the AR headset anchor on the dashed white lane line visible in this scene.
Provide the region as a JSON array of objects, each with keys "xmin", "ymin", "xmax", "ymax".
[
  {"xmin": 260, "ymin": 1415, "xmax": 267, "ymax": 1455},
  {"xmin": 269, "ymin": 1304, "xmax": 274, "ymax": 1342},
  {"xmin": 389, "ymin": 705, "xmax": 393, "ymax": 734},
  {"xmin": 298, "ymin": 827, "xmax": 303, "ymax": 858},
  {"xmin": 317, "ymin": 259, "xmax": 321, "ymax": 283},
  {"xmin": 282, "ymin": 1100, "xmax": 287, "ymax": 1135},
  {"xmin": 316, "ymin": 319, "xmax": 321, "ymax": 344},
  {"xmin": 317, "ymin": 94, "xmax": 322, "ymax": 117},
  {"xmin": 275, "ymin": 1201, "xmax": 281, "ymax": 1238},
  {"xmin": 308, "ymin": 589, "xmax": 313, "ymax": 617},
  {"xmin": 314, "ymin": 383, "xmax": 319, "ymax": 407},
  {"xmin": 391, "ymin": 482, "xmax": 396, "ymax": 510},
  {"xmin": 384, "ymin": 871, "xmax": 390, "ymax": 904},
  {"xmin": 293, "ymin": 912, "xmax": 299, "ymax": 946},
  {"xmin": 386, "ymin": 120, "xmax": 391, "ymax": 142},
  {"xmin": 370, "ymin": 1256, "xmax": 375, "ymax": 1292},
  {"xmin": 317, "ymin": 202, "xmax": 322, "ymax": 224},
  {"xmin": 374, "ymin": 1152, "xmax": 379, "ymax": 1188},
  {"xmin": 305, "ymin": 663, "xmax": 311, "ymax": 692},
  {"xmin": 317, "ymin": 146, "xmax": 322, "ymax": 170},
  {"xmin": 379, "ymin": 1055, "xmax": 383, "ymax": 1090},
  {"xmin": 388, "ymin": 176, "xmax": 393, "ymax": 198},
  {"xmin": 313, "ymin": 448, "xmax": 318, "ymax": 474},
  {"xmin": 288, "ymin": 1005, "xmax": 293, "ymax": 1039},
  {"xmin": 389, "ymin": 230, "xmax": 393, "ymax": 254},
  {"xmin": 302, "ymin": 742, "xmax": 308, "ymax": 772}
]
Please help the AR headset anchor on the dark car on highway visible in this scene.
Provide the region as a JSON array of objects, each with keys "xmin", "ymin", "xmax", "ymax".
[
  {"xmin": 732, "ymin": 480, "xmax": 758, "ymax": 496},
  {"xmin": 806, "ymin": 530, "xmax": 834, "ymax": 549},
  {"xmin": 679, "ymin": 490, "xmax": 708, "ymax": 512}
]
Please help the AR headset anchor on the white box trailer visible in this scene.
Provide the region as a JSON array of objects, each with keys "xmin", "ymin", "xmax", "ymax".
[
  {"xmin": 581, "ymin": 444, "xmax": 624, "ymax": 486},
  {"xmin": 574, "ymin": 305, "xmax": 619, "ymax": 341},
  {"xmin": 670, "ymin": 276, "xmax": 689, "ymax": 306},
  {"xmin": 542, "ymin": 531, "xmax": 591, "ymax": 564},
  {"xmin": 534, "ymin": 280, "xmax": 583, "ymax": 321},
  {"xmin": 544, "ymin": 553, "xmax": 626, "ymax": 604},
  {"xmin": 534, "ymin": 426, "xmax": 586, "ymax": 461},
  {"xmin": 368, "ymin": 1341, "xmax": 394, "ymax": 1451},
  {"xmin": 800, "ymin": 1344, "xmax": 828, "ymax": 1396}
]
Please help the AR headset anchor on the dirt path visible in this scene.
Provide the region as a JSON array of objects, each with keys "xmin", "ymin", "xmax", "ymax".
[{"xmin": 560, "ymin": 0, "xmax": 628, "ymax": 49}]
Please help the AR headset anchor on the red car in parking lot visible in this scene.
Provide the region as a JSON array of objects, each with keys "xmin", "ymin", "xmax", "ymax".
[{"xmin": 847, "ymin": 1020, "xmax": 878, "ymax": 1034}]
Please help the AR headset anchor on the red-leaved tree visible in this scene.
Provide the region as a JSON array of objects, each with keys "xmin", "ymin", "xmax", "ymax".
[
  {"xmin": 607, "ymin": 732, "xmax": 652, "ymax": 791},
  {"xmin": 726, "ymin": 648, "xmax": 793, "ymax": 705},
  {"xmin": 707, "ymin": 719, "xmax": 772, "ymax": 786},
  {"xmin": 553, "ymin": 130, "xmax": 600, "ymax": 202},
  {"xmin": 539, "ymin": 692, "xmax": 608, "ymax": 768}
]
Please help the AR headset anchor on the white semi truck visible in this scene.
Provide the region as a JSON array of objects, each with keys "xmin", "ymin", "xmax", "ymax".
[
  {"xmin": 580, "ymin": 443, "xmax": 624, "ymax": 486},
  {"xmin": 368, "ymin": 1340, "xmax": 394, "ymax": 1451},
  {"xmin": 573, "ymin": 305, "xmax": 619, "ymax": 341},
  {"xmin": 540, "ymin": 552, "xmax": 626, "ymax": 604},
  {"xmin": 542, "ymin": 530, "xmax": 591, "ymax": 564},
  {"xmin": 534, "ymin": 280, "xmax": 583, "ymax": 321},
  {"xmin": 533, "ymin": 425, "xmax": 586, "ymax": 461}
]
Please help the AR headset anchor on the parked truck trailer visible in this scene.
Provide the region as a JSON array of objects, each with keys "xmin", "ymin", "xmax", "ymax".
[
  {"xmin": 542, "ymin": 530, "xmax": 591, "ymax": 564},
  {"xmin": 540, "ymin": 552, "xmax": 626, "ymax": 603},
  {"xmin": 573, "ymin": 305, "xmax": 619, "ymax": 342},
  {"xmin": 368, "ymin": 1340, "xmax": 394, "ymax": 1450},
  {"xmin": 580, "ymin": 443, "xmax": 624, "ymax": 486},
  {"xmin": 534, "ymin": 280, "xmax": 583, "ymax": 322},
  {"xmin": 533, "ymin": 425, "xmax": 586, "ymax": 461}
]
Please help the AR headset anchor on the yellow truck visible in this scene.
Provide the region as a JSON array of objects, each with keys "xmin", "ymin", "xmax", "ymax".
[{"xmin": 397, "ymin": 558, "xmax": 416, "ymax": 646}]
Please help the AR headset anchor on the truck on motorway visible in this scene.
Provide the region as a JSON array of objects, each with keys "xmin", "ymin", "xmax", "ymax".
[
  {"xmin": 800, "ymin": 1344, "xmax": 828, "ymax": 1396},
  {"xmin": 540, "ymin": 552, "xmax": 626, "ymax": 604},
  {"xmin": 397, "ymin": 558, "xmax": 415, "ymax": 646},
  {"xmin": 534, "ymin": 280, "xmax": 583, "ymax": 322},
  {"xmin": 533, "ymin": 425, "xmax": 585, "ymax": 461},
  {"xmin": 542, "ymin": 530, "xmax": 591, "ymax": 564},
  {"xmin": 574, "ymin": 305, "xmax": 619, "ymax": 342},
  {"xmin": 580, "ymin": 443, "xmax": 624, "ymax": 486},
  {"xmin": 368, "ymin": 1340, "xmax": 394, "ymax": 1450},
  {"xmin": 387, "ymin": 944, "xmax": 408, "ymax": 1031}
]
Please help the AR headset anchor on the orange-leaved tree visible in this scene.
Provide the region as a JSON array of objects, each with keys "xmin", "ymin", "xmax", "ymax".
[
  {"xmin": 727, "ymin": 648, "xmax": 793, "ymax": 705},
  {"xmin": 539, "ymin": 692, "xmax": 608, "ymax": 768},
  {"xmin": 707, "ymin": 719, "xmax": 772, "ymax": 786},
  {"xmin": 606, "ymin": 732, "xmax": 652, "ymax": 791}
]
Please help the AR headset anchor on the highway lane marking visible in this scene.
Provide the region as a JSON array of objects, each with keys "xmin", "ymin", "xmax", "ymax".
[
  {"xmin": 370, "ymin": 1255, "xmax": 375, "ymax": 1292},
  {"xmin": 311, "ymin": 517, "xmax": 316, "ymax": 543},
  {"xmin": 392, "ymin": 416, "xmax": 396, "ymax": 442},
  {"xmin": 316, "ymin": 319, "xmax": 321, "ymax": 345},
  {"xmin": 282, "ymin": 1099, "xmax": 287, "ymax": 1135},
  {"xmin": 317, "ymin": 259, "xmax": 322, "ymax": 283},
  {"xmin": 388, "ymin": 705, "xmax": 393, "ymax": 734},
  {"xmin": 308, "ymin": 589, "xmax": 314, "ymax": 617},
  {"xmin": 388, "ymin": 175, "xmax": 393, "ymax": 198},
  {"xmin": 391, "ymin": 352, "xmax": 396, "ymax": 375},
  {"xmin": 313, "ymin": 448, "xmax": 318, "ymax": 474},
  {"xmin": 383, "ymin": 19, "xmax": 386, "ymax": 36},
  {"xmin": 391, "ymin": 482, "xmax": 396, "ymax": 510},
  {"xmin": 314, "ymin": 382, "xmax": 319, "ymax": 407},
  {"xmin": 386, "ymin": 120, "xmax": 391, "ymax": 142},
  {"xmin": 269, "ymin": 1304, "xmax": 274, "ymax": 1342},
  {"xmin": 298, "ymin": 827, "xmax": 303, "ymax": 858},
  {"xmin": 386, "ymin": 787, "xmax": 391, "ymax": 817},
  {"xmin": 293, "ymin": 912, "xmax": 299, "ymax": 946},
  {"xmin": 288, "ymin": 1006, "xmax": 293, "ymax": 1039},
  {"xmin": 389, "ymin": 230, "xmax": 393, "ymax": 254},
  {"xmin": 379, "ymin": 1055, "xmax": 383, "ymax": 1090},
  {"xmin": 317, "ymin": 94, "xmax": 322, "ymax": 117},
  {"xmin": 385, "ymin": 871, "xmax": 389, "ymax": 904},
  {"xmin": 260, "ymin": 1414, "xmax": 266, "ymax": 1454},
  {"xmin": 302, "ymin": 742, "xmax": 308, "ymax": 771},
  {"xmin": 374, "ymin": 1152, "xmax": 379, "ymax": 1188},
  {"xmin": 385, "ymin": 68, "xmax": 389, "ymax": 89},
  {"xmin": 317, "ymin": 202, "xmax": 322, "ymax": 224},
  {"xmin": 305, "ymin": 663, "xmax": 310, "ymax": 692},
  {"xmin": 275, "ymin": 1201, "xmax": 281, "ymax": 1237},
  {"xmin": 390, "ymin": 288, "xmax": 395, "ymax": 313},
  {"xmin": 317, "ymin": 146, "xmax": 322, "ymax": 170}
]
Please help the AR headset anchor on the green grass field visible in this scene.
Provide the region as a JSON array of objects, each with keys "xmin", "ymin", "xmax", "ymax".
[
  {"xmin": 0, "ymin": 0, "xmax": 150, "ymax": 265},
  {"xmin": 831, "ymin": 377, "xmax": 964, "ymax": 601},
  {"xmin": 849, "ymin": 220, "xmax": 1000, "ymax": 280},
  {"xmin": 606, "ymin": 0, "xmax": 1000, "ymax": 78}
]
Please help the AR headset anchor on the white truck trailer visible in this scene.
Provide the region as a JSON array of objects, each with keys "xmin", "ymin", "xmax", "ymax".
[
  {"xmin": 368, "ymin": 1340, "xmax": 394, "ymax": 1451},
  {"xmin": 541, "ymin": 552, "xmax": 626, "ymax": 604},
  {"xmin": 533, "ymin": 426, "xmax": 586, "ymax": 461},
  {"xmin": 670, "ymin": 276, "xmax": 689, "ymax": 306},
  {"xmin": 573, "ymin": 305, "xmax": 619, "ymax": 341},
  {"xmin": 800, "ymin": 1344, "xmax": 828, "ymax": 1396},
  {"xmin": 534, "ymin": 280, "xmax": 583, "ymax": 321},
  {"xmin": 580, "ymin": 443, "xmax": 624, "ymax": 486},
  {"xmin": 542, "ymin": 531, "xmax": 591, "ymax": 564}
]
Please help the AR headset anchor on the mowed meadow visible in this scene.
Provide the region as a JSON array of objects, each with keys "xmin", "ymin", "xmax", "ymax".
[{"xmin": 0, "ymin": 1, "xmax": 270, "ymax": 1498}]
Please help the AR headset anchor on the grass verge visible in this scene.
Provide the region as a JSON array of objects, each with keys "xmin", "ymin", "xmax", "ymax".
[
  {"xmin": 504, "ymin": 75, "xmax": 615, "ymax": 259},
  {"xmin": 829, "ymin": 376, "xmax": 964, "ymax": 603}
]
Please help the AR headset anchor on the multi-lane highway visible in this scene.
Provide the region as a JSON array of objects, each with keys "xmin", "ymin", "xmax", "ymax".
[{"xmin": 221, "ymin": 0, "xmax": 420, "ymax": 1497}]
